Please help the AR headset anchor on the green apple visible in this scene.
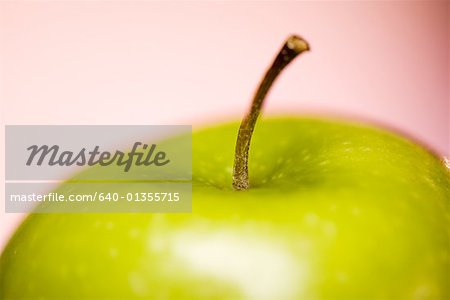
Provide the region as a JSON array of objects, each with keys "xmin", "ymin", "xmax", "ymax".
[{"xmin": 1, "ymin": 36, "xmax": 449, "ymax": 300}]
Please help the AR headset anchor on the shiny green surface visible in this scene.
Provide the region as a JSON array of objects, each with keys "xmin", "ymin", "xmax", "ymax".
[{"xmin": 1, "ymin": 118, "xmax": 449, "ymax": 299}]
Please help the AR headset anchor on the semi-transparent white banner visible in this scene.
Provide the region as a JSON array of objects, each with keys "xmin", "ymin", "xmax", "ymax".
[{"xmin": 5, "ymin": 125, "xmax": 192, "ymax": 213}]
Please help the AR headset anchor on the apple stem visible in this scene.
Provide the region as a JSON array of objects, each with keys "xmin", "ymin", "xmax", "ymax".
[{"xmin": 232, "ymin": 35, "xmax": 310, "ymax": 190}]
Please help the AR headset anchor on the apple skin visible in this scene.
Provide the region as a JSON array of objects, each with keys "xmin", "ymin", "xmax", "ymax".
[{"xmin": 1, "ymin": 117, "xmax": 449, "ymax": 299}]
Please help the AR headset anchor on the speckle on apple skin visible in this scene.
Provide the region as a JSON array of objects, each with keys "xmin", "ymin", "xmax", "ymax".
[{"xmin": 443, "ymin": 157, "xmax": 450, "ymax": 169}]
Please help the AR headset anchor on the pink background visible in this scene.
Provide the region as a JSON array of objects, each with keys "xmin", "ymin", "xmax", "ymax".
[{"xmin": 1, "ymin": 1, "xmax": 449, "ymax": 251}]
